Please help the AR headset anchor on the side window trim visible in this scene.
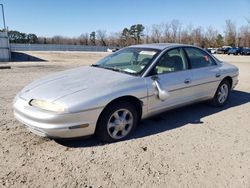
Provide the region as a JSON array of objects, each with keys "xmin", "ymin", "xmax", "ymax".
[{"xmin": 182, "ymin": 47, "xmax": 192, "ymax": 69}]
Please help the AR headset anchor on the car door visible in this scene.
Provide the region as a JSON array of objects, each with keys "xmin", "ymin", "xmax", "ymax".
[
  {"xmin": 145, "ymin": 47, "xmax": 193, "ymax": 115},
  {"xmin": 184, "ymin": 47, "xmax": 221, "ymax": 100}
]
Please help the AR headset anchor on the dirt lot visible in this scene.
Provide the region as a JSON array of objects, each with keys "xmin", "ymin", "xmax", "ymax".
[{"xmin": 0, "ymin": 52, "xmax": 250, "ymax": 187}]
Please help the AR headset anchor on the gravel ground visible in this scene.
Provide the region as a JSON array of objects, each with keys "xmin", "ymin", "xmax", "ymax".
[{"xmin": 0, "ymin": 52, "xmax": 250, "ymax": 188}]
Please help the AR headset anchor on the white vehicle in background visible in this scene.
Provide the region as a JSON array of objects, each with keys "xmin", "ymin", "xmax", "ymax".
[
  {"xmin": 207, "ymin": 48, "xmax": 217, "ymax": 54},
  {"xmin": 107, "ymin": 48, "xmax": 120, "ymax": 52}
]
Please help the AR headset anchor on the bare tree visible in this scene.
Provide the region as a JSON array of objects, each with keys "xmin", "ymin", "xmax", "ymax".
[
  {"xmin": 171, "ymin": 19, "xmax": 181, "ymax": 43},
  {"xmin": 238, "ymin": 26, "xmax": 250, "ymax": 47},
  {"xmin": 96, "ymin": 30, "xmax": 107, "ymax": 46},
  {"xmin": 180, "ymin": 24, "xmax": 193, "ymax": 45},
  {"xmin": 192, "ymin": 26, "xmax": 203, "ymax": 47},
  {"xmin": 151, "ymin": 24, "xmax": 163, "ymax": 43},
  {"xmin": 163, "ymin": 22, "xmax": 171, "ymax": 42},
  {"xmin": 107, "ymin": 32, "xmax": 121, "ymax": 47},
  {"xmin": 224, "ymin": 19, "xmax": 237, "ymax": 46},
  {"xmin": 205, "ymin": 26, "xmax": 218, "ymax": 47},
  {"xmin": 79, "ymin": 33, "xmax": 89, "ymax": 45},
  {"xmin": 144, "ymin": 26, "xmax": 151, "ymax": 44}
]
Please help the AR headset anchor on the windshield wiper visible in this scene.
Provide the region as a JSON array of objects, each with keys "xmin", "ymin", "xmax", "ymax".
[
  {"xmin": 91, "ymin": 64, "xmax": 100, "ymax": 67},
  {"xmin": 102, "ymin": 66, "xmax": 121, "ymax": 72},
  {"xmin": 92, "ymin": 64, "xmax": 120, "ymax": 72},
  {"xmin": 91, "ymin": 64, "xmax": 136, "ymax": 76}
]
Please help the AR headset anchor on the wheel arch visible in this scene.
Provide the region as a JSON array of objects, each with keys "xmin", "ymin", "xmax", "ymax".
[
  {"xmin": 222, "ymin": 76, "xmax": 233, "ymax": 89},
  {"xmin": 96, "ymin": 95, "xmax": 143, "ymax": 129}
]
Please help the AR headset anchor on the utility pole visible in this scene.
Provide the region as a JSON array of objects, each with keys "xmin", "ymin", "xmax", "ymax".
[{"xmin": 0, "ymin": 4, "xmax": 6, "ymax": 30}]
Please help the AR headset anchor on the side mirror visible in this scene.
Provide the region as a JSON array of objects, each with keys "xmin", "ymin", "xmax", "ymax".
[{"xmin": 152, "ymin": 77, "xmax": 169, "ymax": 101}]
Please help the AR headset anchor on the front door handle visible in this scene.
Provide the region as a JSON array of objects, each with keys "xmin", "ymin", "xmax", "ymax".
[
  {"xmin": 216, "ymin": 73, "xmax": 221, "ymax": 78},
  {"xmin": 184, "ymin": 79, "xmax": 191, "ymax": 84}
]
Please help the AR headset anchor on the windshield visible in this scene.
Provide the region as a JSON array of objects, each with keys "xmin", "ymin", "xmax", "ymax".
[{"xmin": 94, "ymin": 48, "xmax": 159, "ymax": 75}]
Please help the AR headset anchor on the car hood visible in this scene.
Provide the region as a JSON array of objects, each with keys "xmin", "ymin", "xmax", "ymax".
[{"xmin": 19, "ymin": 66, "xmax": 135, "ymax": 102}]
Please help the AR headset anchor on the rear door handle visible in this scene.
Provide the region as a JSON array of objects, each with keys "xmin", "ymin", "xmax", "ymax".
[
  {"xmin": 184, "ymin": 79, "xmax": 191, "ymax": 84},
  {"xmin": 216, "ymin": 73, "xmax": 221, "ymax": 78}
]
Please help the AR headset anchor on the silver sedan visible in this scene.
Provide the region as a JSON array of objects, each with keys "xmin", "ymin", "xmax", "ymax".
[{"xmin": 14, "ymin": 43, "xmax": 239, "ymax": 142}]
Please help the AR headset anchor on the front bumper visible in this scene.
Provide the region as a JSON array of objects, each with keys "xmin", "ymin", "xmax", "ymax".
[{"xmin": 13, "ymin": 97, "xmax": 103, "ymax": 138}]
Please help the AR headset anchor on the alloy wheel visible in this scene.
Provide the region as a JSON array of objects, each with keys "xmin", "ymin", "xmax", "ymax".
[
  {"xmin": 107, "ymin": 109, "xmax": 134, "ymax": 140},
  {"xmin": 218, "ymin": 83, "xmax": 229, "ymax": 104}
]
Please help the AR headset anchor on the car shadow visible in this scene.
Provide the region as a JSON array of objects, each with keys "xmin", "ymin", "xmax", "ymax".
[
  {"xmin": 11, "ymin": 52, "xmax": 47, "ymax": 62},
  {"xmin": 56, "ymin": 90, "xmax": 250, "ymax": 148}
]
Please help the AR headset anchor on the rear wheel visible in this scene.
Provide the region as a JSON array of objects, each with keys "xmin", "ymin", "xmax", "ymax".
[
  {"xmin": 95, "ymin": 101, "xmax": 138, "ymax": 142},
  {"xmin": 211, "ymin": 79, "xmax": 231, "ymax": 107}
]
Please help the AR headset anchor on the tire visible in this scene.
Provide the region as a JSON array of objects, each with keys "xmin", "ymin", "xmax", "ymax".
[
  {"xmin": 95, "ymin": 101, "xmax": 138, "ymax": 142},
  {"xmin": 211, "ymin": 79, "xmax": 231, "ymax": 107}
]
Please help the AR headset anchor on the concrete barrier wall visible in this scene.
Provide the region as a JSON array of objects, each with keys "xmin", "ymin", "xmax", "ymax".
[
  {"xmin": 10, "ymin": 43, "xmax": 109, "ymax": 52},
  {"xmin": 0, "ymin": 32, "xmax": 10, "ymax": 61}
]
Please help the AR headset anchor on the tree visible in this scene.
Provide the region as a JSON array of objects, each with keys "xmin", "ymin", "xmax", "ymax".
[
  {"xmin": 52, "ymin": 35, "xmax": 64, "ymax": 44},
  {"xmin": 129, "ymin": 25, "xmax": 137, "ymax": 44},
  {"xmin": 191, "ymin": 26, "xmax": 203, "ymax": 46},
  {"xmin": 96, "ymin": 30, "xmax": 107, "ymax": 46},
  {"xmin": 135, "ymin": 24, "xmax": 145, "ymax": 44},
  {"xmin": 129, "ymin": 24, "xmax": 145, "ymax": 44},
  {"xmin": 108, "ymin": 32, "xmax": 121, "ymax": 47},
  {"xmin": 121, "ymin": 27, "xmax": 130, "ymax": 46},
  {"xmin": 163, "ymin": 23, "xmax": 171, "ymax": 42},
  {"xmin": 27, "ymin": 33, "xmax": 38, "ymax": 44},
  {"xmin": 90, "ymin": 32, "xmax": 96, "ymax": 45},
  {"xmin": 216, "ymin": 34, "xmax": 224, "ymax": 47},
  {"xmin": 205, "ymin": 26, "xmax": 218, "ymax": 47},
  {"xmin": 224, "ymin": 19, "xmax": 237, "ymax": 46},
  {"xmin": 8, "ymin": 30, "xmax": 20, "ymax": 43},
  {"xmin": 238, "ymin": 26, "xmax": 250, "ymax": 47},
  {"xmin": 8, "ymin": 30, "xmax": 25, "ymax": 43},
  {"xmin": 151, "ymin": 24, "xmax": 163, "ymax": 43},
  {"xmin": 79, "ymin": 33, "xmax": 89, "ymax": 45},
  {"xmin": 171, "ymin": 19, "xmax": 181, "ymax": 43},
  {"xmin": 144, "ymin": 26, "xmax": 150, "ymax": 44},
  {"xmin": 7, "ymin": 20, "xmax": 250, "ymax": 47},
  {"xmin": 181, "ymin": 24, "xmax": 193, "ymax": 45}
]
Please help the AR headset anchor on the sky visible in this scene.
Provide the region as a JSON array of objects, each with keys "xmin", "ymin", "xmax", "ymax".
[{"xmin": 1, "ymin": 0, "xmax": 250, "ymax": 37}]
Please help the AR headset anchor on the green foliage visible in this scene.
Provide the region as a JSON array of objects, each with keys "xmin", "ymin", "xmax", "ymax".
[
  {"xmin": 90, "ymin": 31, "xmax": 96, "ymax": 45},
  {"xmin": 8, "ymin": 30, "xmax": 38, "ymax": 43},
  {"xmin": 122, "ymin": 24, "xmax": 145, "ymax": 45},
  {"xmin": 216, "ymin": 34, "xmax": 224, "ymax": 47}
]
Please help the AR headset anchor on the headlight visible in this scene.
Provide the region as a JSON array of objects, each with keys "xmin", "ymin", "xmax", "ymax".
[{"xmin": 30, "ymin": 99, "xmax": 66, "ymax": 113}]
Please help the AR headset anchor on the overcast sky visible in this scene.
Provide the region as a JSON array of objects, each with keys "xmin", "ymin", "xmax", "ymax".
[{"xmin": 1, "ymin": 0, "xmax": 250, "ymax": 37}]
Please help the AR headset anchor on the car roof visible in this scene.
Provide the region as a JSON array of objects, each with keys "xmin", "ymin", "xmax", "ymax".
[{"xmin": 129, "ymin": 43, "xmax": 194, "ymax": 50}]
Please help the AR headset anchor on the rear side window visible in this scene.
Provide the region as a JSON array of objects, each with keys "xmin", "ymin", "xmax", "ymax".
[{"xmin": 185, "ymin": 48, "xmax": 216, "ymax": 69}]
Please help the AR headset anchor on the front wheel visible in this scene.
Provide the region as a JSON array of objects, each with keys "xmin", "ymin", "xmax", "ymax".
[
  {"xmin": 95, "ymin": 101, "xmax": 138, "ymax": 142},
  {"xmin": 211, "ymin": 80, "xmax": 231, "ymax": 107}
]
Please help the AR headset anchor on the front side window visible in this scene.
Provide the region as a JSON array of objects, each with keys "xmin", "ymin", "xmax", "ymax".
[
  {"xmin": 185, "ymin": 47, "xmax": 216, "ymax": 69},
  {"xmin": 152, "ymin": 48, "xmax": 188, "ymax": 75},
  {"xmin": 95, "ymin": 48, "xmax": 159, "ymax": 75}
]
